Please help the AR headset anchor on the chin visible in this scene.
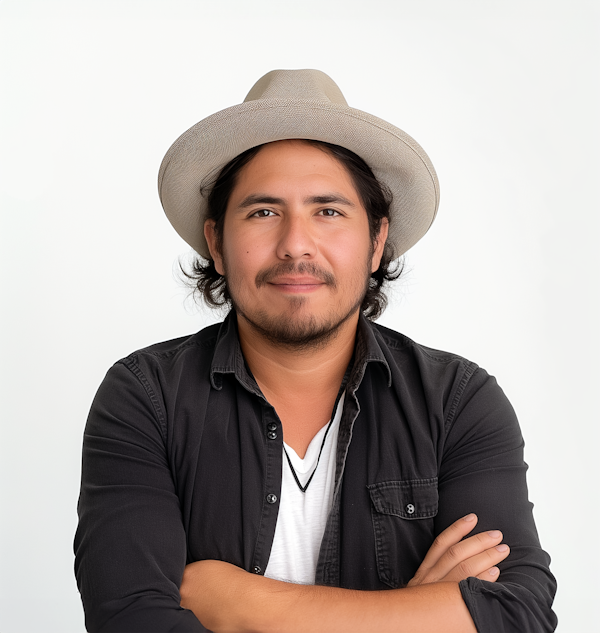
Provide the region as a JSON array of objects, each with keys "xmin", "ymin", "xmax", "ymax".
[{"xmin": 235, "ymin": 300, "xmax": 362, "ymax": 352}]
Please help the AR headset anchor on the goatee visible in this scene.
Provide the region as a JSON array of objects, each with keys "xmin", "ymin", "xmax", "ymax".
[{"xmin": 231, "ymin": 261, "xmax": 368, "ymax": 352}]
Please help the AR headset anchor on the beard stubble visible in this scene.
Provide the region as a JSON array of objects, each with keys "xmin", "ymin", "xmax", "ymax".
[{"xmin": 226, "ymin": 259, "xmax": 372, "ymax": 352}]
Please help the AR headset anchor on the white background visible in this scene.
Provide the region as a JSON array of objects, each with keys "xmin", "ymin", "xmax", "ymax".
[{"xmin": 1, "ymin": 1, "xmax": 598, "ymax": 631}]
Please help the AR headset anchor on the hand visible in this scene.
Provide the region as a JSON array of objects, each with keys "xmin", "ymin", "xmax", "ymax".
[{"xmin": 408, "ymin": 513, "xmax": 510, "ymax": 587}]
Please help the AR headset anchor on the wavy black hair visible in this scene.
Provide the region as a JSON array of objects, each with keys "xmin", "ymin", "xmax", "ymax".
[{"xmin": 182, "ymin": 140, "xmax": 402, "ymax": 320}]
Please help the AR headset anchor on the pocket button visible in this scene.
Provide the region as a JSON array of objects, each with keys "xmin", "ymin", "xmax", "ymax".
[{"xmin": 406, "ymin": 503, "xmax": 415, "ymax": 515}]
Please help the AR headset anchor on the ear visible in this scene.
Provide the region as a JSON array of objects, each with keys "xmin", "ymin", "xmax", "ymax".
[
  {"xmin": 204, "ymin": 220, "xmax": 225, "ymax": 276},
  {"xmin": 370, "ymin": 218, "xmax": 389, "ymax": 273}
]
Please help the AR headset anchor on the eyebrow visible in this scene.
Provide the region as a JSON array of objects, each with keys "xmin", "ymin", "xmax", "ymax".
[
  {"xmin": 306, "ymin": 194, "xmax": 356, "ymax": 207},
  {"xmin": 238, "ymin": 195, "xmax": 285, "ymax": 208},
  {"xmin": 237, "ymin": 193, "xmax": 357, "ymax": 209}
]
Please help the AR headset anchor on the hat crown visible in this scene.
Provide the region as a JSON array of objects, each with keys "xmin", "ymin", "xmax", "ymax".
[{"xmin": 243, "ymin": 69, "xmax": 348, "ymax": 106}]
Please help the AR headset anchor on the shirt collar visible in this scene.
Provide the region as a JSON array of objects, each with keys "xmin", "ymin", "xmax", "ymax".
[
  {"xmin": 351, "ymin": 311, "xmax": 392, "ymax": 390},
  {"xmin": 209, "ymin": 311, "xmax": 260, "ymax": 395},
  {"xmin": 210, "ymin": 310, "xmax": 391, "ymax": 393}
]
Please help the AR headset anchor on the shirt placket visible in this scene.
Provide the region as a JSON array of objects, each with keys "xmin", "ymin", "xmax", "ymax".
[
  {"xmin": 315, "ymin": 374, "xmax": 364, "ymax": 586},
  {"xmin": 249, "ymin": 400, "xmax": 284, "ymax": 576}
]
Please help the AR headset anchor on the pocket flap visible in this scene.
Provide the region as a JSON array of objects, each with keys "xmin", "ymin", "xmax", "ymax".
[{"xmin": 367, "ymin": 478, "xmax": 438, "ymax": 519}]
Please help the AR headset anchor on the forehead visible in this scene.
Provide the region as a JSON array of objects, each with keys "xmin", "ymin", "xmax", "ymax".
[{"xmin": 231, "ymin": 139, "xmax": 360, "ymax": 196}]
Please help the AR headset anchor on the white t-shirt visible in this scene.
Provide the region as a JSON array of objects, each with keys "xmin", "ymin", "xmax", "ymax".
[{"xmin": 264, "ymin": 392, "xmax": 344, "ymax": 584}]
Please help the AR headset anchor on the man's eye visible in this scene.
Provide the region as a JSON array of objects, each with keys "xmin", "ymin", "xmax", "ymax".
[
  {"xmin": 319, "ymin": 208, "xmax": 340, "ymax": 217},
  {"xmin": 252, "ymin": 209, "xmax": 275, "ymax": 218}
]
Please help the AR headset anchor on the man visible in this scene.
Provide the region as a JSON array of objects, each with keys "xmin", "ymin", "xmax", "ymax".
[{"xmin": 74, "ymin": 70, "xmax": 557, "ymax": 632}]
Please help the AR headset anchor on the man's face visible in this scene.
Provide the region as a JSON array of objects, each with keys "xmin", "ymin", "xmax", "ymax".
[{"xmin": 205, "ymin": 140, "xmax": 387, "ymax": 349}]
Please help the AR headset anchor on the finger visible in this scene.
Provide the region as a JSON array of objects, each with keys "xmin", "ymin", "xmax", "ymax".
[
  {"xmin": 415, "ymin": 514, "xmax": 479, "ymax": 573},
  {"xmin": 442, "ymin": 543, "xmax": 510, "ymax": 583},
  {"xmin": 435, "ymin": 530, "xmax": 504, "ymax": 577},
  {"xmin": 475, "ymin": 566, "xmax": 501, "ymax": 583},
  {"xmin": 411, "ymin": 529, "xmax": 505, "ymax": 585},
  {"xmin": 408, "ymin": 514, "xmax": 479, "ymax": 586}
]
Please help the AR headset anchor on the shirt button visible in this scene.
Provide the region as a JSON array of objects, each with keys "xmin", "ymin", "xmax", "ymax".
[
  {"xmin": 267, "ymin": 423, "xmax": 277, "ymax": 431},
  {"xmin": 253, "ymin": 565, "xmax": 262, "ymax": 574},
  {"xmin": 267, "ymin": 430, "xmax": 277, "ymax": 440},
  {"xmin": 266, "ymin": 493, "xmax": 278, "ymax": 504},
  {"xmin": 406, "ymin": 503, "xmax": 415, "ymax": 515}
]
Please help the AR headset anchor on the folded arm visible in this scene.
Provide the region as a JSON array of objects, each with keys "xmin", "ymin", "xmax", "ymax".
[{"xmin": 180, "ymin": 514, "xmax": 509, "ymax": 633}]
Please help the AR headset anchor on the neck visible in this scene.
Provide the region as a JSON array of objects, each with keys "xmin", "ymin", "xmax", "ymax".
[{"xmin": 237, "ymin": 311, "xmax": 358, "ymax": 403}]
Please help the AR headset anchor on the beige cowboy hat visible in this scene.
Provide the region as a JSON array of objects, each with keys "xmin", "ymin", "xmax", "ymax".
[{"xmin": 158, "ymin": 69, "xmax": 439, "ymax": 260}]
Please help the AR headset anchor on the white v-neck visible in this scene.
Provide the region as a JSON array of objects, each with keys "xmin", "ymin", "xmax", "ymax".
[
  {"xmin": 283, "ymin": 419, "xmax": 332, "ymax": 478},
  {"xmin": 265, "ymin": 392, "xmax": 345, "ymax": 584}
]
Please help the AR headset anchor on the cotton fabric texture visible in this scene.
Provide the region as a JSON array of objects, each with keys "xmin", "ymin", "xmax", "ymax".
[
  {"xmin": 158, "ymin": 69, "xmax": 439, "ymax": 260},
  {"xmin": 74, "ymin": 313, "xmax": 557, "ymax": 632}
]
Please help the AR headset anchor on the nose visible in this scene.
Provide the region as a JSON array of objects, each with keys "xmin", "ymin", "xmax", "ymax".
[{"xmin": 275, "ymin": 214, "xmax": 317, "ymax": 260}]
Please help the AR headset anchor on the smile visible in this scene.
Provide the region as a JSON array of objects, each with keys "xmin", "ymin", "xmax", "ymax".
[{"xmin": 268, "ymin": 277, "xmax": 326, "ymax": 293}]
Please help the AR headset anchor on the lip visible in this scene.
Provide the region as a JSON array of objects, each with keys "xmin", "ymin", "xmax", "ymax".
[{"xmin": 268, "ymin": 276, "xmax": 325, "ymax": 293}]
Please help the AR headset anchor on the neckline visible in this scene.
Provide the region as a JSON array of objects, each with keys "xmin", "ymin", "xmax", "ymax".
[{"xmin": 283, "ymin": 391, "xmax": 345, "ymax": 494}]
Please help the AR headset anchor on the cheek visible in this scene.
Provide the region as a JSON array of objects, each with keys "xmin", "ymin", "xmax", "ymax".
[
  {"xmin": 221, "ymin": 243, "xmax": 263, "ymax": 287},
  {"xmin": 330, "ymin": 236, "xmax": 372, "ymax": 272},
  {"xmin": 233, "ymin": 235, "xmax": 273, "ymax": 267}
]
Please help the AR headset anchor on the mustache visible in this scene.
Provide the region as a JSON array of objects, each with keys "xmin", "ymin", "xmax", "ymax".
[{"xmin": 255, "ymin": 262, "xmax": 336, "ymax": 288}]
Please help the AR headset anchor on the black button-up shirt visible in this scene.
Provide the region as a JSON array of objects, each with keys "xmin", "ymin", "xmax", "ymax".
[{"xmin": 74, "ymin": 312, "xmax": 557, "ymax": 632}]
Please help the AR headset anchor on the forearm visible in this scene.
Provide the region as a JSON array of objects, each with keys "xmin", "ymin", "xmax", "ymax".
[
  {"xmin": 249, "ymin": 578, "xmax": 475, "ymax": 633},
  {"xmin": 181, "ymin": 562, "xmax": 476, "ymax": 633}
]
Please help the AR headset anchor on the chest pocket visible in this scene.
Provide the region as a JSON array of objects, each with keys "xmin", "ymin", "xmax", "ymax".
[{"xmin": 367, "ymin": 478, "xmax": 438, "ymax": 588}]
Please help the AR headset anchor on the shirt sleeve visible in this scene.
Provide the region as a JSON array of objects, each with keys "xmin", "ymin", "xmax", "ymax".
[
  {"xmin": 74, "ymin": 359, "xmax": 210, "ymax": 632},
  {"xmin": 437, "ymin": 366, "xmax": 557, "ymax": 632}
]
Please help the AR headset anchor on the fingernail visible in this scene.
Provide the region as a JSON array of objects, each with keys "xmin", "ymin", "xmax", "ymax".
[
  {"xmin": 495, "ymin": 544, "xmax": 509, "ymax": 552},
  {"xmin": 487, "ymin": 530, "xmax": 501, "ymax": 538},
  {"xmin": 488, "ymin": 567, "xmax": 499, "ymax": 576},
  {"xmin": 463, "ymin": 513, "xmax": 476, "ymax": 522}
]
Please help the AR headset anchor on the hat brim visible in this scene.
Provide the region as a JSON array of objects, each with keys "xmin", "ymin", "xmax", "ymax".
[{"xmin": 158, "ymin": 98, "xmax": 439, "ymax": 260}]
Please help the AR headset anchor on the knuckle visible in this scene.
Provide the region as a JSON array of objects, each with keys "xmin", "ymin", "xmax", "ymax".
[
  {"xmin": 483, "ymin": 549, "xmax": 495, "ymax": 563},
  {"xmin": 432, "ymin": 534, "xmax": 446, "ymax": 550},
  {"xmin": 446, "ymin": 544, "xmax": 461, "ymax": 562},
  {"xmin": 458, "ymin": 561, "xmax": 472, "ymax": 577}
]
